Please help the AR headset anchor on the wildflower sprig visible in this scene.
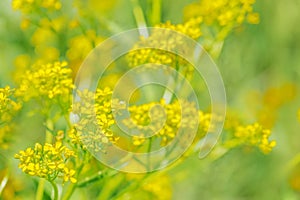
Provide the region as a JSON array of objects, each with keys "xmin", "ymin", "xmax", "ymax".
[
  {"xmin": 0, "ymin": 86, "xmax": 21, "ymax": 124},
  {"xmin": 183, "ymin": 0, "xmax": 260, "ymax": 57},
  {"xmin": 71, "ymin": 88, "xmax": 125, "ymax": 152},
  {"xmin": 15, "ymin": 61, "xmax": 74, "ymax": 116},
  {"xmin": 224, "ymin": 122, "xmax": 276, "ymax": 154},
  {"xmin": 14, "ymin": 140, "xmax": 77, "ymax": 183},
  {"xmin": 0, "ymin": 87, "xmax": 21, "ymax": 149},
  {"xmin": 12, "ymin": 0, "xmax": 62, "ymax": 13},
  {"xmin": 184, "ymin": 0, "xmax": 260, "ymax": 39},
  {"xmin": 123, "ymin": 99, "xmax": 199, "ymax": 146},
  {"xmin": 127, "ymin": 18, "xmax": 202, "ymax": 77}
]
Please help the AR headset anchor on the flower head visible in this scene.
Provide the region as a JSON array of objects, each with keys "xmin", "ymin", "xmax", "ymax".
[
  {"xmin": 224, "ymin": 123, "xmax": 276, "ymax": 154},
  {"xmin": 71, "ymin": 88, "xmax": 125, "ymax": 151},
  {"xmin": 123, "ymin": 99, "xmax": 199, "ymax": 146},
  {"xmin": 0, "ymin": 86, "xmax": 21, "ymax": 124},
  {"xmin": 127, "ymin": 18, "xmax": 202, "ymax": 77},
  {"xmin": 15, "ymin": 61, "xmax": 74, "ymax": 103},
  {"xmin": 14, "ymin": 140, "xmax": 77, "ymax": 183}
]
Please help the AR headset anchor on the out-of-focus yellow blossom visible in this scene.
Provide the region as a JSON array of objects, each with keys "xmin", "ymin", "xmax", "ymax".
[
  {"xmin": 67, "ymin": 30, "xmax": 105, "ymax": 73},
  {"xmin": 0, "ymin": 86, "xmax": 21, "ymax": 124},
  {"xmin": 35, "ymin": 46, "xmax": 60, "ymax": 64},
  {"xmin": 246, "ymin": 83, "xmax": 297, "ymax": 128},
  {"xmin": 0, "ymin": 170, "xmax": 24, "ymax": 200},
  {"xmin": 183, "ymin": 0, "xmax": 260, "ymax": 55},
  {"xmin": 0, "ymin": 87, "xmax": 21, "ymax": 149},
  {"xmin": 121, "ymin": 174, "xmax": 172, "ymax": 200},
  {"xmin": 20, "ymin": 18, "xmax": 30, "ymax": 30},
  {"xmin": 12, "ymin": 0, "xmax": 62, "ymax": 13},
  {"xmin": 263, "ymin": 83, "xmax": 296, "ymax": 109},
  {"xmin": 13, "ymin": 54, "xmax": 32, "ymax": 84},
  {"xmin": 74, "ymin": 0, "xmax": 118, "ymax": 18},
  {"xmin": 289, "ymin": 165, "xmax": 300, "ymax": 192},
  {"xmin": 198, "ymin": 111, "xmax": 212, "ymax": 135},
  {"xmin": 298, "ymin": 109, "xmax": 300, "ymax": 122},
  {"xmin": 142, "ymin": 174, "xmax": 172, "ymax": 200},
  {"xmin": 184, "ymin": 0, "xmax": 259, "ymax": 28},
  {"xmin": 14, "ymin": 141, "xmax": 77, "ymax": 183},
  {"xmin": 224, "ymin": 123, "xmax": 276, "ymax": 154},
  {"xmin": 15, "ymin": 61, "xmax": 73, "ymax": 102},
  {"xmin": 71, "ymin": 88, "xmax": 125, "ymax": 151},
  {"xmin": 127, "ymin": 18, "xmax": 202, "ymax": 77},
  {"xmin": 31, "ymin": 27, "xmax": 56, "ymax": 47},
  {"xmin": 123, "ymin": 99, "xmax": 198, "ymax": 146}
]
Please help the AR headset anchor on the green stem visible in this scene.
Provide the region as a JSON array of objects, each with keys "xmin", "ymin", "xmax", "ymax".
[
  {"xmin": 151, "ymin": 0, "xmax": 161, "ymax": 25},
  {"xmin": 36, "ymin": 119, "xmax": 53, "ymax": 200},
  {"xmin": 36, "ymin": 179, "xmax": 46, "ymax": 200},
  {"xmin": 62, "ymin": 158, "xmax": 85, "ymax": 200},
  {"xmin": 147, "ymin": 137, "xmax": 153, "ymax": 171},
  {"xmin": 62, "ymin": 183, "xmax": 76, "ymax": 200},
  {"xmin": 131, "ymin": 0, "xmax": 148, "ymax": 36},
  {"xmin": 49, "ymin": 181, "xmax": 59, "ymax": 200},
  {"xmin": 110, "ymin": 172, "xmax": 153, "ymax": 200},
  {"xmin": 97, "ymin": 173, "xmax": 124, "ymax": 200}
]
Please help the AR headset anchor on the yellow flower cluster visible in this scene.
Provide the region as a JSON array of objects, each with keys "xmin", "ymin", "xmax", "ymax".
[
  {"xmin": 127, "ymin": 18, "xmax": 202, "ymax": 77},
  {"xmin": 123, "ymin": 99, "xmax": 198, "ymax": 146},
  {"xmin": 183, "ymin": 0, "xmax": 260, "ymax": 55},
  {"xmin": 14, "ymin": 141, "xmax": 77, "ymax": 183},
  {"xmin": 16, "ymin": 61, "xmax": 73, "ymax": 102},
  {"xmin": 70, "ymin": 88, "xmax": 125, "ymax": 151},
  {"xmin": 184, "ymin": 0, "xmax": 259, "ymax": 28},
  {"xmin": 12, "ymin": 0, "xmax": 62, "ymax": 13},
  {"xmin": 197, "ymin": 111, "xmax": 213, "ymax": 137},
  {"xmin": 0, "ymin": 87, "xmax": 21, "ymax": 149},
  {"xmin": 155, "ymin": 17, "xmax": 203, "ymax": 40},
  {"xmin": 224, "ymin": 123, "xmax": 276, "ymax": 154},
  {"xmin": 0, "ymin": 86, "xmax": 21, "ymax": 124}
]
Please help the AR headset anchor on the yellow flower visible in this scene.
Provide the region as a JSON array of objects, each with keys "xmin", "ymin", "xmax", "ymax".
[
  {"xmin": 71, "ymin": 88, "xmax": 125, "ymax": 151},
  {"xmin": 184, "ymin": 0, "xmax": 259, "ymax": 26},
  {"xmin": 127, "ymin": 18, "xmax": 202, "ymax": 77},
  {"xmin": 123, "ymin": 99, "xmax": 199, "ymax": 146},
  {"xmin": 15, "ymin": 61, "xmax": 74, "ymax": 102},
  {"xmin": 12, "ymin": 0, "xmax": 62, "ymax": 13},
  {"xmin": 183, "ymin": 0, "xmax": 260, "ymax": 49},
  {"xmin": 14, "ymin": 140, "xmax": 76, "ymax": 183},
  {"xmin": 224, "ymin": 123, "xmax": 276, "ymax": 154},
  {"xmin": 0, "ymin": 86, "xmax": 21, "ymax": 124},
  {"xmin": 67, "ymin": 30, "xmax": 105, "ymax": 72}
]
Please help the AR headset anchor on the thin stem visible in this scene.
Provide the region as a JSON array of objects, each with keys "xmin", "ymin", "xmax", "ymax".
[
  {"xmin": 62, "ymin": 156, "xmax": 85, "ymax": 200},
  {"xmin": 49, "ymin": 181, "xmax": 59, "ymax": 200},
  {"xmin": 97, "ymin": 173, "xmax": 124, "ymax": 200},
  {"xmin": 36, "ymin": 119, "xmax": 53, "ymax": 200},
  {"xmin": 131, "ymin": 0, "xmax": 149, "ymax": 37},
  {"xmin": 151, "ymin": 0, "xmax": 161, "ymax": 25},
  {"xmin": 35, "ymin": 178, "xmax": 46, "ymax": 200},
  {"xmin": 110, "ymin": 172, "xmax": 153, "ymax": 200},
  {"xmin": 77, "ymin": 169, "xmax": 118, "ymax": 188},
  {"xmin": 147, "ymin": 137, "xmax": 153, "ymax": 171}
]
